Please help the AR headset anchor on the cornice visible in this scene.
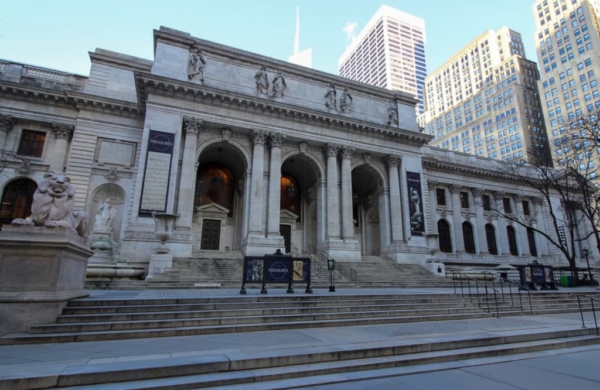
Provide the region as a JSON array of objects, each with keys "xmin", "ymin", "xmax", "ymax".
[
  {"xmin": 135, "ymin": 72, "xmax": 432, "ymax": 146},
  {"xmin": 0, "ymin": 80, "xmax": 144, "ymax": 119},
  {"xmin": 422, "ymin": 158, "xmax": 517, "ymax": 182},
  {"xmin": 89, "ymin": 51, "xmax": 153, "ymax": 73}
]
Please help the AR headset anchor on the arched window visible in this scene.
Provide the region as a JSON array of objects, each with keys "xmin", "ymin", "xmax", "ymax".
[
  {"xmin": 527, "ymin": 228, "xmax": 538, "ymax": 256},
  {"xmin": 438, "ymin": 220, "xmax": 452, "ymax": 253},
  {"xmin": 485, "ymin": 224, "xmax": 498, "ymax": 255},
  {"xmin": 195, "ymin": 163, "xmax": 235, "ymax": 215},
  {"xmin": 280, "ymin": 174, "xmax": 301, "ymax": 221},
  {"xmin": 0, "ymin": 179, "xmax": 37, "ymax": 227},
  {"xmin": 507, "ymin": 226, "xmax": 518, "ymax": 256},
  {"xmin": 463, "ymin": 222, "xmax": 476, "ymax": 254}
]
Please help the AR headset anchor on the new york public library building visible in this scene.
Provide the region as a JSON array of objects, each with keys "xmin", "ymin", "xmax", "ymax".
[{"xmin": 0, "ymin": 27, "xmax": 592, "ymax": 283}]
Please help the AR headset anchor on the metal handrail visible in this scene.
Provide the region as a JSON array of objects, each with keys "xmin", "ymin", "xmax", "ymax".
[
  {"xmin": 294, "ymin": 244, "xmax": 322, "ymax": 278},
  {"xmin": 450, "ymin": 270, "xmax": 501, "ymax": 317},
  {"xmin": 573, "ymin": 293, "xmax": 600, "ymax": 335},
  {"xmin": 482, "ymin": 271, "xmax": 534, "ymax": 315},
  {"xmin": 317, "ymin": 250, "xmax": 357, "ymax": 283}
]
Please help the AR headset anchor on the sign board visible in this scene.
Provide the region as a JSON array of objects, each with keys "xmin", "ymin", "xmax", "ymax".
[{"xmin": 139, "ymin": 130, "xmax": 175, "ymax": 217}]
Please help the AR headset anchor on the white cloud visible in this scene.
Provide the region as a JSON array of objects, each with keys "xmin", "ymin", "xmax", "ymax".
[{"xmin": 342, "ymin": 21, "xmax": 358, "ymax": 45}]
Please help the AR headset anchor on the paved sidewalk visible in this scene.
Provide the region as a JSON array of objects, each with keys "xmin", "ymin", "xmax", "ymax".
[{"xmin": 0, "ymin": 288, "xmax": 599, "ymax": 389}]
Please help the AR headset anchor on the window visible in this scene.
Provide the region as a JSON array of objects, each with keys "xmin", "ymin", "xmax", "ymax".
[
  {"xmin": 17, "ymin": 130, "xmax": 46, "ymax": 158},
  {"xmin": 460, "ymin": 192, "xmax": 469, "ymax": 208},
  {"xmin": 527, "ymin": 228, "xmax": 538, "ymax": 256},
  {"xmin": 436, "ymin": 188, "xmax": 446, "ymax": 206},
  {"xmin": 503, "ymin": 198, "xmax": 512, "ymax": 213},
  {"xmin": 482, "ymin": 194, "xmax": 491, "ymax": 211},
  {"xmin": 463, "ymin": 222, "xmax": 476, "ymax": 254},
  {"xmin": 523, "ymin": 200, "xmax": 530, "ymax": 215},
  {"xmin": 438, "ymin": 220, "xmax": 452, "ymax": 253},
  {"xmin": 0, "ymin": 179, "xmax": 37, "ymax": 227},
  {"xmin": 507, "ymin": 226, "xmax": 518, "ymax": 256},
  {"xmin": 485, "ymin": 224, "xmax": 498, "ymax": 255}
]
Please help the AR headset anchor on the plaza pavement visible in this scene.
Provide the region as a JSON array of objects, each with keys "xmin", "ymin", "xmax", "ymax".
[{"xmin": 0, "ymin": 287, "xmax": 599, "ymax": 389}]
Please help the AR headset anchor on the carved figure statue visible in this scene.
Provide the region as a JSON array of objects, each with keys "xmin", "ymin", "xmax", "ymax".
[
  {"xmin": 93, "ymin": 198, "xmax": 117, "ymax": 232},
  {"xmin": 12, "ymin": 171, "xmax": 88, "ymax": 238},
  {"xmin": 255, "ymin": 66, "xmax": 269, "ymax": 95},
  {"xmin": 188, "ymin": 49, "xmax": 207, "ymax": 82},
  {"xmin": 387, "ymin": 100, "xmax": 398, "ymax": 126},
  {"xmin": 340, "ymin": 88, "xmax": 352, "ymax": 113},
  {"xmin": 272, "ymin": 70, "xmax": 286, "ymax": 98},
  {"xmin": 325, "ymin": 83, "xmax": 337, "ymax": 111}
]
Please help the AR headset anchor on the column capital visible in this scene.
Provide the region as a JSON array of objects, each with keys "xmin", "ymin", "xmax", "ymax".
[
  {"xmin": 251, "ymin": 129, "xmax": 267, "ymax": 145},
  {"xmin": 385, "ymin": 154, "xmax": 401, "ymax": 167},
  {"xmin": 269, "ymin": 132, "xmax": 286, "ymax": 148},
  {"xmin": 448, "ymin": 184, "xmax": 461, "ymax": 194},
  {"xmin": 339, "ymin": 145, "xmax": 355, "ymax": 159},
  {"xmin": 183, "ymin": 116, "xmax": 203, "ymax": 135},
  {"xmin": 493, "ymin": 191, "xmax": 506, "ymax": 200},
  {"xmin": 0, "ymin": 114, "xmax": 14, "ymax": 132},
  {"xmin": 471, "ymin": 187, "xmax": 484, "ymax": 198},
  {"xmin": 324, "ymin": 143, "xmax": 339, "ymax": 157},
  {"xmin": 51, "ymin": 122, "xmax": 74, "ymax": 140},
  {"xmin": 427, "ymin": 180, "xmax": 438, "ymax": 190},
  {"xmin": 532, "ymin": 197, "xmax": 544, "ymax": 206},
  {"xmin": 514, "ymin": 194, "xmax": 524, "ymax": 203}
]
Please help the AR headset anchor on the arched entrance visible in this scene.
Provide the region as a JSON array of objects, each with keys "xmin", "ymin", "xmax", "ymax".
[
  {"xmin": 194, "ymin": 142, "xmax": 247, "ymax": 251},
  {"xmin": 351, "ymin": 164, "xmax": 385, "ymax": 256},
  {"xmin": 438, "ymin": 220, "xmax": 452, "ymax": 253},
  {"xmin": 0, "ymin": 178, "xmax": 37, "ymax": 227}
]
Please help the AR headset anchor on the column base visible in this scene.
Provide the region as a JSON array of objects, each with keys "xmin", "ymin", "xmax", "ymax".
[
  {"xmin": 319, "ymin": 239, "xmax": 361, "ymax": 262},
  {"xmin": 242, "ymin": 234, "xmax": 285, "ymax": 256}
]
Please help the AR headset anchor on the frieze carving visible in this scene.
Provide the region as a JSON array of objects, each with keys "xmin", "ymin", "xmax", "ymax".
[
  {"xmin": 324, "ymin": 83, "xmax": 337, "ymax": 112},
  {"xmin": 269, "ymin": 132, "xmax": 285, "ymax": 148},
  {"xmin": 387, "ymin": 100, "xmax": 398, "ymax": 126},
  {"xmin": 183, "ymin": 116, "xmax": 203, "ymax": 135},
  {"xmin": 105, "ymin": 167, "xmax": 120, "ymax": 182},
  {"xmin": 324, "ymin": 143, "xmax": 339, "ymax": 157},
  {"xmin": 188, "ymin": 48, "xmax": 207, "ymax": 83},
  {"xmin": 221, "ymin": 127, "xmax": 232, "ymax": 143},
  {"xmin": 52, "ymin": 122, "xmax": 74, "ymax": 140},
  {"xmin": 448, "ymin": 184, "xmax": 461, "ymax": 194},
  {"xmin": 386, "ymin": 154, "xmax": 401, "ymax": 167},
  {"xmin": 0, "ymin": 114, "xmax": 14, "ymax": 132},
  {"xmin": 255, "ymin": 66, "xmax": 269, "ymax": 96},
  {"xmin": 18, "ymin": 159, "xmax": 33, "ymax": 175},
  {"xmin": 340, "ymin": 88, "xmax": 352, "ymax": 113},
  {"xmin": 339, "ymin": 145, "xmax": 355, "ymax": 159},
  {"xmin": 272, "ymin": 70, "xmax": 286, "ymax": 98},
  {"xmin": 251, "ymin": 129, "xmax": 267, "ymax": 145},
  {"xmin": 299, "ymin": 141, "xmax": 308, "ymax": 154},
  {"xmin": 427, "ymin": 180, "xmax": 438, "ymax": 190}
]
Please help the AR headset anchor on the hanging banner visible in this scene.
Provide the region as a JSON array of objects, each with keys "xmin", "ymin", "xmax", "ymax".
[
  {"xmin": 406, "ymin": 171, "xmax": 424, "ymax": 236},
  {"xmin": 139, "ymin": 130, "xmax": 175, "ymax": 216}
]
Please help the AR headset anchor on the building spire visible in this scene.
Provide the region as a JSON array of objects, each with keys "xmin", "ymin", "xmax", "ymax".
[{"xmin": 294, "ymin": 5, "xmax": 300, "ymax": 55}]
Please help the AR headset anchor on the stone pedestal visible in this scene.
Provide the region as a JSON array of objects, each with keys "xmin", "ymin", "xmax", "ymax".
[
  {"xmin": 89, "ymin": 231, "xmax": 114, "ymax": 263},
  {"xmin": 0, "ymin": 225, "xmax": 93, "ymax": 335},
  {"xmin": 319, "ymin": 239, "xmax": 361, "ymax": 262},
  {"xmin": 146, "ymin": 254, "xmax": 173, "ymax": 279},
  {"xmin": 242, "ymin": 234, "xmax": 285, "ymax": 257}
]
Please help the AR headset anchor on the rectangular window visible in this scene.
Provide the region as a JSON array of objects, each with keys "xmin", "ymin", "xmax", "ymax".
[
  {"xmin": 482, "ymin": 195, "xmax": 491, "ymax": 211},
  {"xmin": 436, "ymin": 188, "xmax": 446, "ymax": 206},
  {"xmin": 17, "ymin": 130, "xmax": 46, "ymax": 158},
  {"xmin": 523, "ymin": 201, "xmax": 530, "ymax": 216},
  {"xmin": 460, "ymin": 192, "xmax": 469, "ymax": 208},
  {"xmin": 503, "ymin": 198, "xmax": 512, "ymax": 213}
]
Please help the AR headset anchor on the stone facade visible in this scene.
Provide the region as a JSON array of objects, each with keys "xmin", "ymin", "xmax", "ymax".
[{"xmin": 0, "ymin": 27, "xmax": 594, "ymax": 274}]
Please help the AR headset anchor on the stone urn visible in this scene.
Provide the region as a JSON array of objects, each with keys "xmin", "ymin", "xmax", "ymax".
[
  {"xmin": 425, "ymin": 233, "xmax": 439, "ymax": 256},
  {"xmin": 152, "ymin": 212, "xmax": 180, "ymax": 254}
]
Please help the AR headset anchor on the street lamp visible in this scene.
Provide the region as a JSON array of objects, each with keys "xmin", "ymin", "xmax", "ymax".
[
  {"xmin": 582, "ymin": 248, "xmax": 593, "ymax": 285},
  {"xmin": 327, "ymin": 258, "xmax": 335, "ymax": 292}
]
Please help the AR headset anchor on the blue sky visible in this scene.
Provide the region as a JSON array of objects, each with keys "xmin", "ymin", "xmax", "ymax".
[{"xmin": 1, "ymin": 0, "xmax": 539, "ymax": 77}]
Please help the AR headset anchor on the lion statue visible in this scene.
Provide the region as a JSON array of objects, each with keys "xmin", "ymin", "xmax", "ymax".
[{"xmin": 12, "ymin": 171, "xmax": 88, "ymax": 238}]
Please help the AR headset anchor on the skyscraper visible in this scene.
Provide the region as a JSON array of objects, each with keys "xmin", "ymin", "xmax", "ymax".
[
  {"xmin": 288, "ymin": 6, "xmax": 312, "ymax": 68},
  {"xmin": 338, "ymin": 5, "xmax": 427, "ymax": 113},
  {"xmin": 533, "ymin": 0, "xmax": 600, "ymax": 166},
  {"xmin": 419, "ymin": 28, "xmax": 550, "ymax": 163}
]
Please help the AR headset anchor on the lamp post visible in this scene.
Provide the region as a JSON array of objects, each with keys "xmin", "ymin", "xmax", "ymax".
[
  {"xmin": 582, "ymin": 248, "xmax": 593, "ymax": 285},
  {"xmin": 327, "ymin": 258, "xmax": 335, "ymax": 292}
]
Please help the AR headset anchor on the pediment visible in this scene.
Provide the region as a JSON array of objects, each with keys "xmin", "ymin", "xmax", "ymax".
[
  {"xmin": 280, "ymin": 209, "xmax": 299, "ymax": 220},
  {"xmin": 196, "ymin": 203, "xmax": 230, "ymax": 214}
]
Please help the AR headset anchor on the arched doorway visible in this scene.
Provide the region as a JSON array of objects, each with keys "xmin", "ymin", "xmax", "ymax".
[
  {"xmin": 438, "ymin": 220, "xmax": 452, "ymax": 253},
  {"xmin": 0, "ymin": 178, "xmax": 37, "ymax": 227},
  {"xmin": 485, "ymin": 224, "xmax": 498, "ymax": 255},
  {"xmin": 351, "ymin": 164, "xmax": 384, "ymax": 256},
  {"xmin": 462, "ymin": 222, "xmax": 476, "ymax": 254}
]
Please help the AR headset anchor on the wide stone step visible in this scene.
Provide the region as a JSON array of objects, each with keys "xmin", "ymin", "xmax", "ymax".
[{"xmin": 3, "ymin": 327, "xmax": 598, "ymax": 389}]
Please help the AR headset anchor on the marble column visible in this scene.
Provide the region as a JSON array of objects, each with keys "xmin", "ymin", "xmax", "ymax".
[
  {"xmin": 532, "ymin": 197, "xmax": 549, "ymax": 256},
  {"xmin": 472, "ymin": 188, "xmax": 488, "ymax": 255},
  {"xmin": 340, "ymin": 145, "xmax": 355, "ymax": 240},
  {"xmin": 325, "ymin": 143, "xmax": 340, "ymax": 239},
  {"xmin": 449, "ymin": 185, "xmax": 465, "ymax": 253},
  {"xmin": 50, "ymin": 123, "xmax": 74, "ymax": 172},
  {"xmin": 177, "ymin": 117, "xmax": 201, "ymax": 229},
  {"xmin": 249, "ymin": 130, "xmax": 267, "ymax": 235},
  {"xmin": 427, "ymin": 180, "xmax": 438, "ymax": 235},
  {"xmin": 493, "ymin": 191, "xmax": 509, "ymax": 255},
  {"xmin": 0, "ymin": 114, "xmax": 13, "ymax": 150},
  {"xmin": 267, "ymin": 132, "xmax": 285, "ymax": 237},
  {"xmin": 514, "ymin": 195, "xmax": 530, "ymax": 256},
  {"xmin": 386, "ymin": 155, "xmax": 404, "ymax": 243}
]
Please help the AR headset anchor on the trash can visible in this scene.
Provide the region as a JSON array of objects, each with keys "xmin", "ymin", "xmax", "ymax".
[
  {"xmin": 567, "ymin": 275, "xmax": 574, "ymax": 287},
  {"xmin": 560, "ymin": 275, "xmax": 568, "ymax": 287}
]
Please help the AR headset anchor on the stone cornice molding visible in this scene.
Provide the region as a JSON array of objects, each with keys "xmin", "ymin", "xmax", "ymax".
[
  {"xmin": 422, "ymin": 158, "xmax": 523, "ymax": 183},
  {"xmin": 0, "ymin": 80, "xmax": 144, "ymax": 119},
  {"xmin": 51, "ymin": 122, "xmax": 74, "ymax": 139},
  {"xmin": 89, "ymin": 50, "xmax": 153, "ymax": 73},
  {"xmin": 134, "ymin": 72, "xmax": 431, "ymax": 146},
  {"xmin": 153, "ymin": 27, "xmax": 196, "ymax": 52},
  {"xmin": 183, "ymin": 116, "xmax": 203, "ymax": 135}
]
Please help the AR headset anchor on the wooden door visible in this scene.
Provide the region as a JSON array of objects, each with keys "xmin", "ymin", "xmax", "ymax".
[
  {"xmin": 280, "ymin": 224, "xmax": 291, "ymax": 254},
  {"xmin": 201, "ymin": 219, "xmax": 221, "ymax": 250}
]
